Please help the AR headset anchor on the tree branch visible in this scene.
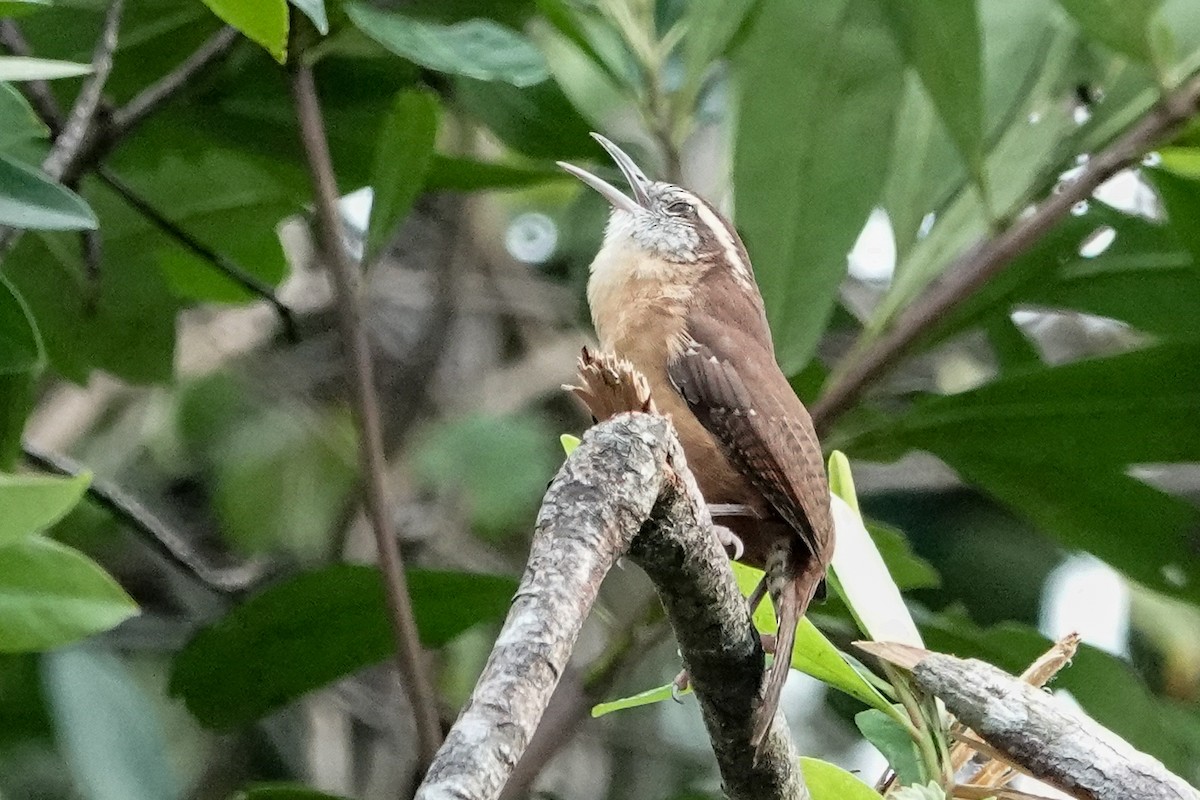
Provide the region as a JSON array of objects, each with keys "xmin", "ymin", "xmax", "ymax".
[
  {"xmin": 861, "ymin": 642, "xmax": 1200, "ymax": 800},
  {"xmin": 107, "ymin": 26, "xmax": 239, "ymax": 142},
  {"xmin": 21, "ymin": 443, "xmax": 267, "ymax": 595},
  {"xmin": 95, "ymin": 167, "xmax": 298, "ymax": 341},
  {"xmin": 0, "ymin": 3, "xmax": 121, "ymax": 257},
  {"xmin": 287, "ymin": 59, "xmax": 443, "ymax": 768},
  {"xmin": 415, "ymin": 413, "xmax": 806, "ymax": 800},
  {"xmin": 811, "ymin": 70, "xmax": 1200, "ymax": 432},
  {"xmin": 42, "ymin": 0, "xmax": 122, "ymax": 182}
]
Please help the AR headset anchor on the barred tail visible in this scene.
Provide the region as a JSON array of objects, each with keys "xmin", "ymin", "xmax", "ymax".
[{"xmin": 750, "ymin": 541, "xmax": 824, "ymax": 758}]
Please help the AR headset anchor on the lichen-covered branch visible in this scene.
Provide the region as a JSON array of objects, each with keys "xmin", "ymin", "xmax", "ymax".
[
  {"xmin": 862, "ymin": 643, "xmax": 1200, "ymax": 800},
  {"xmin": 414, "ymin": 413, "xmax": 805, "ymax": 800}
]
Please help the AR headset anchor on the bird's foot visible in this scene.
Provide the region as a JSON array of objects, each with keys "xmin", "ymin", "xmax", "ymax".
[
  {"xmin": 711, "ymin": 523, "xmax": 744, "ymax": 561},
  {"xmin": 671, "ymin": 632, "xmax": 779, "ymax": 701},
  {"xmin": 671, "ymin": 669, "xmax": 691, "ymax": 702}
]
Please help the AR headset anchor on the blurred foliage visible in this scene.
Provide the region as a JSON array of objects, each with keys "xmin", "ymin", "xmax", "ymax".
[{"xmin": 1, "ymin": 0, "xmax": 1200, "ymax": 797}]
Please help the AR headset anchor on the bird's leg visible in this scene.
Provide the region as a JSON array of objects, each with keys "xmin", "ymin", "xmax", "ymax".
[
  {"xmin": 711, "ymin": 523, "xmax": 744, "ymax": 561},
  {"xmin": 708, "ymin": 503, "xmax": 759, "ymax": 561},
  {"xmin": 708, "ymin": 503, "xmax": 760, "ymax": 519}
]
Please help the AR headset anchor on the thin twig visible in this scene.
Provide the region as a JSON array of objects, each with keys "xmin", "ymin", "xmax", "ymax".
[
  {"xmin": 107, "ymin": 26, "xmax": 239, "ymax": 142},
  {"xmin": 811, "ymin": 70, "xmax": 1200, "ymax": 432},
  {"xmin": 96, "ymin": 167, "xmax": 298, "ymax": 341},
  {"xmin": 42, "ymin": 0, "xmax": 122, "ymax": 181},
  {"xmin": 288, "ymin": 60, "xmax": 443, "ymax": 768},
  {"xmin": 861, "ymin": 642, "xmax": 1200, "ymax": 800},
  {"xmin": 21, "ymin": 443, "xmax": 267, "ymax": 595},
  {"xmin": 0, "ymin": 6, "xmax": 121, "ymax": 258}
]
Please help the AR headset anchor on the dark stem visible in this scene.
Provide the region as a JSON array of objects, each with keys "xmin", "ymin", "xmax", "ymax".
[
  {"xmin": 0, "ymin": 4, "xmax": 121, "ymax": 258},
  {"xmin": 287, "ymin": 60, "xmax": 443, "ymax": 768},
  {"xmin": 21, "ymin": 443, "xmax": 267, "ymax": 595},
  {"xmin": 811, "ymin": 70, "xmax": 1200, "ymax": 432},
  {"xmin": 106, "ymin": 26, "xmax": 239, "ymax": 144},
  {"xmin": 95, "ymin": 167, "xmax": 298, "ymax": 342},
  {"xmin": 42, "ymin": 0, "xmax": 122, "ymax": 181}
]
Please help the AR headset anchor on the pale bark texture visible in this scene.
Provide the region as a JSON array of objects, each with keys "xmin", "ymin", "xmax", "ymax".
[
  {"xmin": 413, "ymin": 412, "xmax": 805, "ymax": 800},
  {"xmin": 915, "ymin": 652, "xmax": 1200, "ymax": 800}
]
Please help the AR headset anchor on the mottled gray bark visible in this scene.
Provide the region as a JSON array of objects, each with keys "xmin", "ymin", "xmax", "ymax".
[
  {"xmin": 414, "ymin": 412, "xmax": 805, "ymax": 800},
  {"xmin": 912, "ymin": 651, "xmax": 1199, "ymax": 800}
]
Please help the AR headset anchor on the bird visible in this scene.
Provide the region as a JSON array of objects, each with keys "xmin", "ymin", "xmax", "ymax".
[{"xmin": 559, "ymin": 133, "xmax": 835, "ymax": 754}]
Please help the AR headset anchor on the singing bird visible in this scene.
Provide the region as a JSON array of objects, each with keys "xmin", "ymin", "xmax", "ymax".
[{"xmin": 560, "ymin": 134, "xmax": 835, "ymax": 752}]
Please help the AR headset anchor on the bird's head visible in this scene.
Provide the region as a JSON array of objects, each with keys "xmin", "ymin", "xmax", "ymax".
[{"xmin": 559, "ymin": 133, "xmax": 750, "ymax": 272}]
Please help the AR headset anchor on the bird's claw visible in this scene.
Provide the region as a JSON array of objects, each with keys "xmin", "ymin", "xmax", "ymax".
[
  {"xmin": 671, "ymin": 670, "xmax": 691, "ymax": 703},
  {"xmin": 712, "ymin": 523, "xmax": 744, "ymax": 561}
]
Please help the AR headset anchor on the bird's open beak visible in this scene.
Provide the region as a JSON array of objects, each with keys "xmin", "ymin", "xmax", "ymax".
[{"xmin": 557, "ymin": 133, "xmax": 652, "ymax": 214}]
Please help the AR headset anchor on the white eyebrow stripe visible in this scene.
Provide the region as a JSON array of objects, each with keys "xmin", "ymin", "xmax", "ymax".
[{"xmin": 686, "ymin": 193, "xmax": 754, "ymax": 288}]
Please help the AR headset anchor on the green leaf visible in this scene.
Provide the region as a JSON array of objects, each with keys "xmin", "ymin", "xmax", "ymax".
[
  {"xmin": 732, "ymin": 0, "xmax": 903, "ymax": 373},
  {"xmin": 170, "ymin": 565, "xmax": 516, "ymax": 729},
  {"xmin": 844, "ymin": 341, "xmax": 1200, "ymax": 472},
  {"xmin": 0, "ymin": 56, "xmax": 90, "ymax": 81},
  {"xmin": 892, "ymin": 782, "xmax": 947, "ymax": 800},
  {"xmin": 880, "ymin": 0, "xmax": 985, "ymax": 193},
  {"xmin": 0, "ymin": 0, "xmax": 53, "ymax": 17},
  {"xmin": 799, "ymin": 757, "xmax": 882, "ymax": 800},
  {"xmin": 411, "ymin": 413, "xmax": 558, "ymax": 541},
  {"xmin": 0, "ymin": 373, "xmax": 33, "ymax": 471},
  {"xmin": 0, "ymin": 271, "xmax": 42, "ymax": 376},
  {"xmin": 0, "ymin": 537, "xmax": 137, "ymax": 653},
  {"xmin": 866, "ymin": 521, "xmax": 939, "ymax": 591},
  {"xmin": 591, "ymin": 683, "xmax": 685, "ymax": 717},
  {"xmin": 730, "ymin": 560, "xmax": 900, "ymax": 718},
  {"xmin": 532, "ymin": 0, "xmax": 628, "ymax": 87},
  {"xmin": 856, "ymin": 708, "xmax": 926, "ymax": 785},
  {"xmin": 840, "ymin": 343, "xmax": 1200, "ymax": 602},
  {"xmin": 346, "ymin": 3, "xmax": 548, "ymax": 86},
  {"xmin": 201, "ymin": 0, "xmax": 288, "ymax": 63},
  {"xmin": 1158, "ymin": 146, "xmax": 1200, "ymax": 179},
  {"xmin": 455, "ymin": 76, "xmax": 599, "ymax": 160},
  {"xmin": 213, "ymin": 407, "xmax": 356, "ymax": 560},
  {"xmin": 877, "ymin": 2, "xmax": 1084, "ymax": 323},
  {"xmin": 96, "ymin": 152, "xmax": 295, "ymax": 304},
  {"xmin": 43, "ymin": 647, "xmax": 180, "ymax": 800},
  {"xmin": 0, "ymin": 82, "xmax": 49, "ymax": 149},
  {"xmin": 289, "ymin": 0, "xmax": 327, "ymax": 35},
  {"xmin": 0, "ymin": 471, "xmax": 90, "ymax": 543},
  {"xmin": 366, "ymin": 88, "xmax": 440, "ymax": 261},
  {"xmin": 0, "ymin": 153, "xmax": 97, "ymax": 230},
  {"xmin": 1147, "ymin": 167, "xmax": 1200, "ymax": 269},
  {"xmin": 425, "ymin": 155, "xmax": 565, "ymax": 191},
  {"xmin": 905, "ymin": 202, "xmax": 1200, "ymax": 347},
  {"xmin": 5, "ymin": 231, "xmax": 180, "ymax": 384},
  {"xmin": 828, "ymin": 452, "xmax": 923, "ymax": 647},
  {"xmin": 1054, "ymin": 0, "xmax": 1165, "ymax": 66},
  {"xmin": 235, "ymin": 785, "xmax": 353, "ymax": 800}
]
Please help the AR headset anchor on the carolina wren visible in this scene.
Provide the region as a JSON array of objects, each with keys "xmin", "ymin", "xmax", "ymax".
[{"xmin": 560, "ymin": 134, "xmax": 835, "ymax": 752}]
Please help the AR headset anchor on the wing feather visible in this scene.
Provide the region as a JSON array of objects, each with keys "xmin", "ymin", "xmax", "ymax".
[{"xmin": 668, "ymin": 336, "xmax": 832, "ymax": 560}]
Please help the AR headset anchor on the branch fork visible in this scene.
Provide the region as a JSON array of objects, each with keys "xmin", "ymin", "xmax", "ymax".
[{"xmin": 415, "ymin": 354, "xmax": 809, "ymax": 800}]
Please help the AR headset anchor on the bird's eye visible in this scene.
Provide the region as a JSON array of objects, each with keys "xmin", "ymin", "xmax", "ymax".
[{"xmin": 666, "ymin": 201, "xmax": 692, "ymax": 216}]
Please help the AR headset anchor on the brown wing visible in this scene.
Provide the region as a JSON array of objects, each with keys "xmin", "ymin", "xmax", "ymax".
[{"xmin": 667, "ymin": 331, "xmax": 833, "ymax": 563}]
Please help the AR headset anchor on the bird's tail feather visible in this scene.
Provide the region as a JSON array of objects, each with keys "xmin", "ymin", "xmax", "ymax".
[{"xmin": 749, "ymin": 548, "xmax": 823, "ymax": 758}]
